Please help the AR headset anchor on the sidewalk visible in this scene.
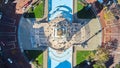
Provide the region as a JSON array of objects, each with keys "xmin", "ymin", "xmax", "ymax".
[
  {"xmin": 73, "ymin": 18, "xmax": 102, "ymax": 50},
  {"xmin": 43, "ymin": 49, "xmax": 48, "ymax": 68}
]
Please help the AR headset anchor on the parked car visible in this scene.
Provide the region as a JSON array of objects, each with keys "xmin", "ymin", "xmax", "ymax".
[
  {"xmin": 4, "ymin": 0, "xmax": 8, "ymax": 4},
  {"xmin": 7, "ymin": 58, "xmax": 13, "ymax": 63}
]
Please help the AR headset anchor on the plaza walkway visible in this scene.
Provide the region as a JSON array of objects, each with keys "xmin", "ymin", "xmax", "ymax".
[{"xmin": 99, "ymin": 6, "xmax": 120, "ymax": 68}]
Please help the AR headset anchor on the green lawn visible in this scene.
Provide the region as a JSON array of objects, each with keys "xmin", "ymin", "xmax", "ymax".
[
  {"xmin": 36, "ymin": 53, "xmax": 43, "ymax": 65},
  {"xmin": 32, "ymin": 0, "xmax": 44, "ymax": 18},
  {"xmin": 24, "ymin": 0, "xmax": 44, "ymax": 18},
  {"xmin": 76, "ymin": 51, "xmax": 92, "ymax": 64},
  {"xmin": 77, "ymin": 0, "xmax": 84, "ymax": 11},
  {"xmin": 24, "ymin": 50, "xmax": 43, "ymax": 65}
]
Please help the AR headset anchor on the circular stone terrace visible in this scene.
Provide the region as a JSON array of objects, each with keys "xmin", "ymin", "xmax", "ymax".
[{"xmin": 47, "ymin": 16, "xmax": 72, "ymax": 50}]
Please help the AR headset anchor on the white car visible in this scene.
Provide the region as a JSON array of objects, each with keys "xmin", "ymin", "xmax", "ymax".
[
  {"xmin": 5, "ymin": 0, "xmax": 8, "ymax": 4},
  {"xmin": 7, "ymin": 58, "xmax": 13, "ymax": 63}
]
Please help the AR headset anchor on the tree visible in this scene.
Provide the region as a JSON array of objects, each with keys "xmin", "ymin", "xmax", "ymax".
[
  {"xmin": 95, "ymin": 47, "xmax": 109, "ymax": 63},
  {"xmin": 86, "ymin": 51, "xmax": 95, "ymax": 62},
  {"xmin": 115, "ymin": 64, "xmax": 120, "ymax": 68},
  {"xmin": 118, "ymin": 0, "xmax": 120, "ymax": 5},
  {"xmin": 103, "ymin": 7, "xmax": 115, "ymax": 21},
  {"xmin": 87, "ymin": 47, "xmax": 110, "ymax": 63},
  {"xmin": 93, "ymin": 62, "xmax": 106, "ymax": 68},
  {"xmin": 86, "ymin": 45, "xmax": 111, "ymax": 68}
]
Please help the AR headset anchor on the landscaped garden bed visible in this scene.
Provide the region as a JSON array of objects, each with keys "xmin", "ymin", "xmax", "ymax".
[{"xmin": 76, "ymin": 46, "xmax": 112, "ymax": 68}]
